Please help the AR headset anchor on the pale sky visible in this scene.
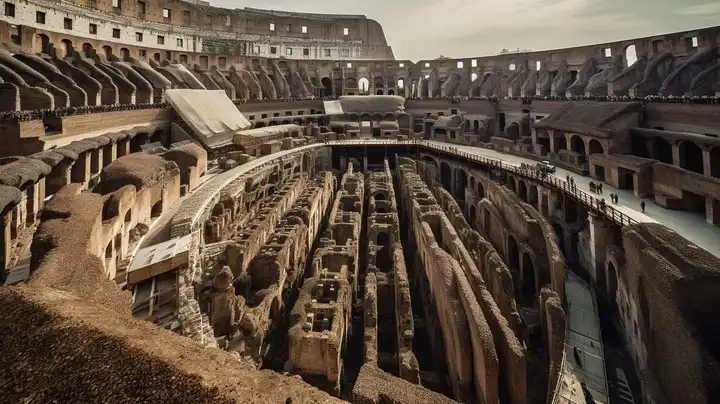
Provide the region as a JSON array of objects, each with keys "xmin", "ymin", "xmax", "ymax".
[{"xmin": 210, "ymin": 0, "xmax": 720, "ymax": 61}]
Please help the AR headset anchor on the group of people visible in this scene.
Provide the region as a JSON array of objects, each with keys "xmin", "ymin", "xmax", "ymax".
[{"xmin": 0, "ymin": 102, "xmax": 170, "ymax": 123}]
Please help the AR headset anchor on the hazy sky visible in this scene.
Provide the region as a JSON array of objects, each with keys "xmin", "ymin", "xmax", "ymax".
[{"xmin": 210, "ymin": 0, "xmax": 720, "ymax": 61}]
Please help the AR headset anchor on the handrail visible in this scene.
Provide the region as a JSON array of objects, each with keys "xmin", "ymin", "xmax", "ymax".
[{"xmin": 324, "ymin": 139, "xmax": 638, "ymax": 227}]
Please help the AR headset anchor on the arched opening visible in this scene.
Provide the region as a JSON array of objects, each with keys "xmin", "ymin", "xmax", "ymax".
[
  {"xmin": 103, "ymin": 46, "xmax": 113, "ymax": 61},
  {"xmin": 469, "ymin": 176, "xmax": 476, "ymax": 190},
  {"xmin": 60, "ymin": 39, "xmax": 73, "ymax": 58},
  {"xmin": 588, "ymin": 139, "xmax": 604, "ymax": 155},
  {"xmin": 553, "ymin": 132, "xmax": 567, "ymax": 153},
  {"xmin": 420, "ymin": 80, "xmax": 429, "ymax": 97},
  {"xmin": 551, "ymin": 222, "xmax": 565, "ymax": 254},
  {"xmin": 624, "ymin": 44, "xmax": 638, "ymax": 67},
  {"xmin": 421, "ymin": 156, "xmax": 437, "ymax": 172},
  {"xmin": 321, "ymin": 77, "xmax": 332, "ymax": 96},
  {"xmin": 82, "ymin": 43, "xmax": 94, "ymax": 58},
  {"xmin": 388, "ymin": 90, "xmax": 395, "ymax": 95},
  {"xmin": 455, "ymin": 169, "xmax": 467, "ymax": 201},
  {"xmin": 39, "ymin": 34, "xmax": 52, "ymax": 55},
  {"xmin": 151, "ymin": 200, "xmax": 162, "ymax": 218},
  {"xmin": 376, "ymin": 232, "xmax": 392, "ymax": 272},
  {"xmin": 358, "ymin": 77, "xmax": 369, "ymax": 94},
  {"xmin": 607, "ymin": 261, "xmax": 618, "ymax": 300},
  {"xmin": 678, "ymin": 140, "xmax": 704, "ymax": 174},
  {"xmin": 711, "ymin": 147, "xmax": 720, "ymax": 179},
  {"xmin": 521, "ymin": 252, "xmax": 536, "ymax": 302},
  {"xmin": 649, "ymin": 136, "xmax": 672, "ymax": 164},
  {"xmin": 508, "ymin": 176, "xmax": 517, "ymax": 193},
  {"xmin": 124, "ymin": 209, "xmax": 132, "ymax": 226},
  {"xmin": 518, "ymin": 181, "xmax": 528, "ymax": 202},
  {"xmin": 374, "ymin": 192, "xmax": 386, "ymax": 201},
  {"xmin": 374, "ymin": 76, "xmax": 384, "ymax": 88},
  {"xmin": 528, "ymin": 185, "xmax": 539, "ymax": 208},
  {"xmin": 397, "ymin": 78, "xmax": 405, "ymax": 89},
  {"xmin": 471, "ymin": 72, "xmax": 478, "ymax": 82},
  {"xmin": 507, "ymin": 235, "xmax": 520, "ymax": 277},
  {"xmin": 476, "ymin": 180, "xmax": 485, "ymax": 199},
  {"xmin": 120, "ymin": 48, "xmax": 130, "ymax": 60},
  {"xmin": 570, "ymin": 135, "xmax": 586, "ymax": 156},
  {"xmin": 440, "ymin": 162, "xmax": 452, "ymax": 191},
  {"xmin": 570, "ymin": 70, "xmax": 579, "ymax": 82},
  {"xmin": 153, "ymin": 53, "xmax": 160, "ymax": 62},
  {"xmin": 376, "ymin": 89, "xmax": 384, "ymax": 95}
]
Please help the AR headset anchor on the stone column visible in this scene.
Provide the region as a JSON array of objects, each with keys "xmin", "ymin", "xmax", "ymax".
[
  {"xmin": 588, "ymin": 214, "xmax": 619, "ymax": 289},
  {"xmin": 702, "ymin": 147, "xmax": 711, "ymax": 177},
  {"xmin": 672, "ymin": 142, "xmax": 680, "ymax": 167}
]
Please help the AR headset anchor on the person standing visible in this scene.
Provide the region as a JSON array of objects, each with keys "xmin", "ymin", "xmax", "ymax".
[{"xmin": 641, "ymin": 200, "xmax": 646, "ymax": 213}]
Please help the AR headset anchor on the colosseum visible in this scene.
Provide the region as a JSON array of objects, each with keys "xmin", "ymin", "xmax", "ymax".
[{"xmin": 0, "ymin": 1, "xmax": 718, "ymax": 403}]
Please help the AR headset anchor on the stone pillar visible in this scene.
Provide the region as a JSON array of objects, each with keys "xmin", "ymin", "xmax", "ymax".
[
  {"xmin": 702, "ymin": 147, "xmax": 711, "ymax": 177},
  {"xmin": 672, "ymin": 143, "xmax": 680, "ymax": 167},
  {"xmin": 705, "ymin": 197, "xmax": 719, "ymax": 226},
  {"xmin": 588, "ymin": 214, "xmax": 619, "ymax": 289}
]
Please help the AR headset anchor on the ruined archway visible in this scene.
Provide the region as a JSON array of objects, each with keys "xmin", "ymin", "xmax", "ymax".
[
  {"xmin": 711, "ymin": 146, "xmax": 720, "ymax": 179},
  {"xmin": 120, "ymin": 48, "xmax": 130, "ymax": 60},
  {"xmin": 358, "ymin": 77, "xmax": 369, "ymax": 94},
  {"xmin": 39, "ymin": 34, "xmax": 52, "ymax": 55},
  {"xmin": 521, "ymin": 252, "xmax": 537, "ymax": 302},
  {"xmin": 440, "ymin": 162, "xmax": 452, "ymax": 191},
  {"xmin": 652, "ymin": 136, "xmax": 673, "ymax": 164},
  {"xmin": 102, "ymin": 45, "xmax": 113, "ymax": 61},
  {"xmin": 454, "ymin": 169, "xmax": 467, "ymax": 201},
  {"xmin": 624, "ymin": 44, "xmax": 638, "ymax": 67},
  {"xmin": 388, "ymin": 90, "xmax": 395, "ymax": 95},
  {"xmin": 570, "ymin": 135, "xmax": 586, "ymax": 156},
  {"xmin": 678, "ymin": 140, "xmax": 704, "ymax": 174},
  {"xmin": 60, "ymin": 39, "xmax": 73, "ymax": 58},
  {"xmin": 508, "ymin": 175, "xmax": 517, "ymax": 193},
  {"xmin": 82, "ymin": 43, "xmax": 94, "ymax": 58},
  {"xmin": 588, "ymin": 139, "xmax": 604, "ymax": 155},
  {"xmin": 518, "ymin": 180, "xmax": 528, "ymax": 202},
  {"xmin": 376, "ymin": 90, "xmax": 384, "ymax": 95},
  {"xmin": 321, "ymin": 77, "xmax": 332, "ymax": 96},
  {"xmin": 552, "ymin": 132, "xmax": 567, "ymax": 153}
]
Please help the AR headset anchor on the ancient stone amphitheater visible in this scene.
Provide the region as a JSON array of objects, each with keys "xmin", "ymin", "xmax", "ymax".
[{"xmin": 0, "ymin": 1, "xmax": 719, "ymax": 404}]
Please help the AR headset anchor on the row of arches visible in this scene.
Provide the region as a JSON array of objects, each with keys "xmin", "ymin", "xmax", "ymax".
[
  {"xmin": 632, "ymin": 135, "xmax": 720, "ymax": 177},
  {"xmin": 40, "ymin": 35, "xmax": 174, "ymax": 63}
]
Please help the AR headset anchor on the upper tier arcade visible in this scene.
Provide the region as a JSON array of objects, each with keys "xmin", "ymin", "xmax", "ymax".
[{"xmin": 0, "ymin": 0, "xmax": 394, "ymax": 60}]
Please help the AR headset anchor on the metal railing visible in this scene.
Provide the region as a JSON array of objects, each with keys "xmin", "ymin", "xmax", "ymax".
[{"xmin": 324, "ymin": 139, "xmax": 638, "ymax": 227}]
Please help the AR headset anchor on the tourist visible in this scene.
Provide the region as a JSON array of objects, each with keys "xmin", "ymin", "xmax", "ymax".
[{"xmin": 641, "ymin": 200, "xmax": 646, "ymax": 213}]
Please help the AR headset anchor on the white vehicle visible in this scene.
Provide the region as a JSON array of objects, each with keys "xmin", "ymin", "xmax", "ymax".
[{"xmin": 536, "ymin": 161, "xmax": 556, "ymax": 173}]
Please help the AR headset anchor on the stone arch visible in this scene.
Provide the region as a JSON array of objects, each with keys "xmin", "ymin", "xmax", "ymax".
[
  {"xmin": 120, "ymin": 48, "xmax": 130, "ymax": 60},
  {"xmin": 102, "ymin": 45, "xmax": 113, "ymax": 60},
  {"xmin": 397, "ymin": 78, "xmax": 405, "ymax": 89},
  {"xmin": 60, "ymin": 39, "xmax": 73, "ymax": 58},
  {"xmin": 710, "ymin": 146, "xmax": 720, "ymax": 179},
  {"xmin": 552, "ymin": 131, "xmax": 567, "ymax": 153},
  {"xmin": 469, "ymin": 176, "xmax": 476, "ymax": 190},
  {"xmin": 345, "ymin": 77, "xmax": 357, "ymax": 88},
  {"xmin": 376, "ymin": 89, "xmax": 384, "ymax": 95},
  {"xmin": 82, "ymin": 43, "xmax": 94, "ymax": 58},
  {"xmin": 388, "ymin": 90, "xmax": 395, "ymax": 95},
  {"xmin": 421, "ymin": 155, "xmax": 438, "ymax": 171},
  {"xmin": 358, "ymin": 77, "xmax": 369, "ymax": 94},
  {"xmin": 528, "ymin": 184, "xmax": 539, "ymax": 208},
  {"xmin": 624, "ymin": 44, "xmax": 638, "ymax": 67},
  {"xmin": 440, "ymin": 162, "xmax": 452, "ymax": 191},
  {"xmin": 455, "ymin": 168, "xmax": 467, "ymax": 200},
  {"xmin": 471, "ymin": 72, "xmax": 478, "ymax": 82},
  {"xmin": 321, "ymin": 77, "xmax": 332, "ymax": 95},
  {"xmin": 476, "ymin": 178, "xmax": 485, "ymax": 199},
  {"xmin": 588, "ymin": 139, "xmax": 604, "ymax": 155},
  {"xmin": 653, "ymin": 136, "xmax": 673, "ymax": 164},
  {"xmin": 372, "ymin": 113, "xmax": 383, "ymax": 121},
  {"xmin": 570, "ymin": 135, "xmax": 586, "ymax": 155},
  {"xmin": 521, "ymin": 252, "xmax": 537, "ymax": 301},
  {"xmin": 39, "ymin": 34, "xmax": 52, "ymax": 55},
  {"xmin": 153, "ymin": 52, "xmax": 160, "ymax": 62},
  {"xmin": 383, "ymin": 112, "xmax": 395, "ymax": 121},
  {"xmin": 508, "ymin": 175, "xmax": 517, "ymax": 193},
  {"xmin": 360, "ymin": 112, "xmax": 372, "ymax": 122},
  {"xmin": 678, "ymin": 140, "xmax": 703, "ymax": 174},
  {"xmin": 518, "ymin": 180, "xmax": 528, "ymax": 202}
]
